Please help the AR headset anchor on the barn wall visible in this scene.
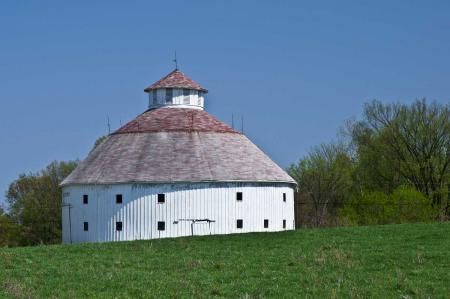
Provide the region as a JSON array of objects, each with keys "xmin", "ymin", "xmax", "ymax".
[{"xmin": 62, "ymin": 182, "xmax": 295, "ymax": 244}]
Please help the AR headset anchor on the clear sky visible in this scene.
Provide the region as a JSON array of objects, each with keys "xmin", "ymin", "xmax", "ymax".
[{"xmin": 1, "ymin": 1, "xmax": 449, "ymax": 207}]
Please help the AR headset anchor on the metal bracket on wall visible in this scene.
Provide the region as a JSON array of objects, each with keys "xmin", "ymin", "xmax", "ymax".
[{"xmin": 173, "ymin": 218, "xmax": 216, "ymax": 236}]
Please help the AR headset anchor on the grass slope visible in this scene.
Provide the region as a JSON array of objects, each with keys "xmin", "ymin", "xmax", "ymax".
[{"xmin": 1, "ymin": 223, "xmax": 449, "ymax": 298}]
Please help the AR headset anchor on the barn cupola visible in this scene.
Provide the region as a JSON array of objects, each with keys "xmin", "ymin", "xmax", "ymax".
[{"xmin": 144, "ymin": 69, "xmax": 208, "ymax": 110}]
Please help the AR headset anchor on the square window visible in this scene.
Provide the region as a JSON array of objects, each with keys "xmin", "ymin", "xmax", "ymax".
[
  {"xmin": 157, "ymin": 194, "xmax": 165, "ymax": 203},
  {"xmin": 283, "ymin": 219, "xmax": 286, "ymax": 229},
  {"xmin": 84, "ymin": 222, "xmax": 89, "ymax": 231},
  {"xmin": 116, "ymin": 222, "xmax": 123, "ymax": 231},
  {"xmin": 116, "ymin": 194, "xmax": 123, "ymax": 204},
  {"xmin": 236, "ymin": 219, "xmax": 243, "ymax": 229},
  {"xmin": 264, "ymin": 219, "xmax": 269, "ymax": 228},
  {"xmin": 236, "ymin": 192, "xmax": 243, "ymax": 201},
  {"xmin": 283, "ymin": 193, "xmax": 286, "ymax": 202},
  {"xmin": 158, "ymin": 221, "xmax": 165, "ymax": 231},
  {"xmin": 83, "ymin": 194, "xmax": 88, "ymax": 204}
]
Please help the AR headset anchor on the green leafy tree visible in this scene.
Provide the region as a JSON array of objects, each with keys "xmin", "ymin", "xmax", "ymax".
[
  {"xmin": 0, "ymin": 208, "xmax": 22, "ymax": 247},
  {"xmin": 350, "ymin": 99, "xmax": 450, "ymax": 216},
  {"xmin": 5, "ymin": 161, "xmax": 78, "ymax": 245}
]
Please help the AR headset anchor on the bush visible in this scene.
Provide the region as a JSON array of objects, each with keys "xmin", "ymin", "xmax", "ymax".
[
  {"xmin": 391, "ymin": 187, "xmax": 435, "ymax": 223},
  {"xmin": 0, "ymin": 211, "xmax": 22, "ymax": 247},
  {"xmin": 340, "ymin": 187, "xmax": 435, "ymax": 226}
]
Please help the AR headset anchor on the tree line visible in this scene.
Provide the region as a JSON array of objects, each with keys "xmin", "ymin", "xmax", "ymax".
[
  {"xmin": 0, "ymin": 136, "xmax": 110, "ymax": 246},
  {"xmin": 0, "ymin": 161, "xmax": 78, "ymax": 246},
  {"xmin": 0, "ymin": 99, "xmax": 448, "ymax": 246},
  {"xmin": 288, "ymin": 99, "xmax": 449, "ymax": 227}
]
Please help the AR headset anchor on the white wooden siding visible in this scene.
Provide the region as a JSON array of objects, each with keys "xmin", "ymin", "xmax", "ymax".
[
  {"xmin": 148, "ymin": 88, "xmax": 203, "ymax": 110},
  {"xmin": 62, "ymin": 182, "xmax": 295, "ymax": 244}
]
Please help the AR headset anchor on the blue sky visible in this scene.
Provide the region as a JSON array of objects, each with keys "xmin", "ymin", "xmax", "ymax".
[{"xmin": 1, "ymin": 1, "xmax": 449, "ymax": 207}]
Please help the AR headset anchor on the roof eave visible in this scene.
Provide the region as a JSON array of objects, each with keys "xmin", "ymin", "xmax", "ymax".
[
  {"xmin": 144, "ymin": 86, "xmax": 208, "ymax": 93},
  {"xmin": 61, "ymin": 179, "xmax": 297, "ymax": 187}
]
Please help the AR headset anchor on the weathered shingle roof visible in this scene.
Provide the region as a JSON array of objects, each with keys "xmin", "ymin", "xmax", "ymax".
[
  {"xmin": 114, "ymin": 108, "xmax": 238, "ymax": 134},
  {"xmin": 144, "ymin": 70, "xmax": 207, "ymax": 92},
  {"xmin": 62, "ymin": 108, "xmax": 294, "ymax": 185},
  {"xmin": 62, "ymin": 131, "xmax": 295, "ymax": 185}
]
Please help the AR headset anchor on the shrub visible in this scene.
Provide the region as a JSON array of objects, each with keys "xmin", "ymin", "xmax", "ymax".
[{"xmin": 340, "ymin": 187, "xmax": 435, "ymax": 226}]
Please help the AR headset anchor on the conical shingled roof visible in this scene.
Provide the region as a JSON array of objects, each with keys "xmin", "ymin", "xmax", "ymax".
[
  {"xmin": 144, "ymin": 69, "xmax": 208, "ymax": 92},
  {"xmin": 114, "ymin": 108, "xmax": 237, "ymax": 134},
  {"xmin": 62, "ymin": 108, "xmax": 295, "ymax": 185}
]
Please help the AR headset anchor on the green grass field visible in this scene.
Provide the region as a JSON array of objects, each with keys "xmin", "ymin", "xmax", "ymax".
[{"xmin": 1, "ymin": 223, "xmax": 449, "ymax": 298}]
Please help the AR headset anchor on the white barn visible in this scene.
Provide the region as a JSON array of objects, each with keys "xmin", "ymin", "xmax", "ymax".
[{"xmin": 61, "ymin": 69, "xmax": 296, "ymax": 243}]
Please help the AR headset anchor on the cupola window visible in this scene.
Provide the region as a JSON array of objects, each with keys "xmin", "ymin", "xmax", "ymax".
[
  {"xmin": 198, "ymin": 91, "xmax": 203, "ymax": 106},
  {"xmin": 193, "ymin": 90, "xmax": 198, "ymax": 106},
  {"xmin": 183, "ymin": 89, "xmax": 190, "ymax": 104},
  {"xmin": 116, "ymin": 194, "xmax": 123, "ymax": 204},
  {"xmin": 158, "ymin": 194, "xmax": 165, "ymax": 203},
  {"xmin": 165, "ymin": 88, "xmax": 173, "ymax": 104},
  {"xmin": 152, "ymin": 90, "xmax": 158, "ymax": 105},
  {"xmin": 83, "ymin": 195, "xmax": 88, "ymax": 205}
]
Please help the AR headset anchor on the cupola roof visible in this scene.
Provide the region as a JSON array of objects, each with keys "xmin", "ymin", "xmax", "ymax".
[{"xmin": 144, "ymin": 69, "xmax": 208, "ymax": 93}]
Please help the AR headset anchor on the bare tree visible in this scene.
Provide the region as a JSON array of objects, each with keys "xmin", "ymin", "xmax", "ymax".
[{"xmin": 288, "ymin": 143, "xmax": 353, "ymax": 227}]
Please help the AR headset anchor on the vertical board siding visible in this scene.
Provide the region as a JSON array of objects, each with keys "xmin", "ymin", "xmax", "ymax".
[
  {"xmin": 148, "ymin": 88, "xmax": 203, "ymax": 109},
  {"xmin": 62, "ymin": 182, "xmax": 295, "ymax": 244}
]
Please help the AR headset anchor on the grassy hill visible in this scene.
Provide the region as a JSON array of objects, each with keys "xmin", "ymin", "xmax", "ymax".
[{"xmin": 1, "ymin": 223, "xmax": 449, "ymax": 298}]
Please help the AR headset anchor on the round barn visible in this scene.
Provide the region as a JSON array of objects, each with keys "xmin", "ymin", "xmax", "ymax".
[{"xmin": 61, "ymin": 69, "xmax": 296, "ymax": 243}]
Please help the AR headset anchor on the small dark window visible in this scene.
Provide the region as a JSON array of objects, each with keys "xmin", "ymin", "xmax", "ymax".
[
  {"xmin": 283, "ymin": 219, "xmax": 286, "ymax": 229},
  {"xmin": 236, "ymin": 219, "xmax": 243, "ymax": 229},
  {"xmin": 158, "ymin": 221, "xmax": 165, "ymax": 231},
  {"xmin": 264, "ymin": 219, "xmax": 269, "ymax": 228},
  {"xmin": 116, "ymin": 222, "xmax": 123, "ymax": 231},
  {"xmin": 116, "ymin": 194, "xmax": 123, "ymax": 204},
  {"xmin": 83, "ymin": 194, "xmax": 88, "ymax": 204},
  {"xmin": 157, "ymin": 194, "xmax": 165, "ymax": 203},
  {"xmin": 165, "ymin": 88, "xmax": 173, "ymax": 103},
  {"xmin": 283, "ymin": 193, "xmax": 286, "ymax": 202},
  {"xmin": 84, "ymin": 222, "xmax": 89, "ymax": 231},
  {"xmin": 236, "ymin": 192, "xmax": 243, "ymax": 201}
]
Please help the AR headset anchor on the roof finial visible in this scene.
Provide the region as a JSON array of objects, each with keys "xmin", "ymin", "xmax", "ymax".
[{"xmin": 173, "ymin": 51, "xmax": 178, "ymax": 70}]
